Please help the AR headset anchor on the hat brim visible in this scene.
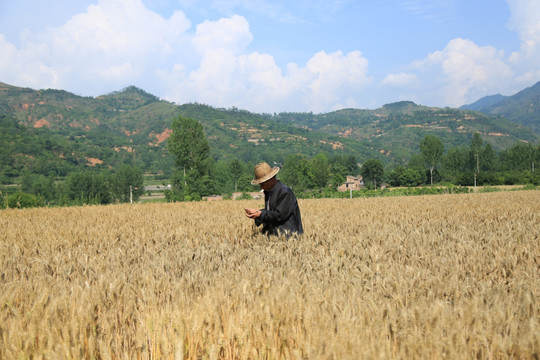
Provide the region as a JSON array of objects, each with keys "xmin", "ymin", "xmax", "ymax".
[{"xmin": 251, "ymin": 167, "xmax": 279, "ymax": 185}]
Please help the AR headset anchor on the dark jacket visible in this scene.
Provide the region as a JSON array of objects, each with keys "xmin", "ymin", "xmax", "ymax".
[{"xmin": 255, "ymin": 181, "xmax": 303, "ymax": 237}]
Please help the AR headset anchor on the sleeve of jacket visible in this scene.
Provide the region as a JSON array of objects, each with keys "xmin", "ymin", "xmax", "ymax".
[
  {"xmin": 255, "ymin": 212, "xmax": 264, "ymax": 227},
  {"xmin": 258, "ymin": 187, "xmax": 295, "ymax": 225}
]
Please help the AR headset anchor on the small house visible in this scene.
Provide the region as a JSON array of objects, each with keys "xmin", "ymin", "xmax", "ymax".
[{"xmin": 337, "ymin": 175, "xmax": 364, "ymax": 192}]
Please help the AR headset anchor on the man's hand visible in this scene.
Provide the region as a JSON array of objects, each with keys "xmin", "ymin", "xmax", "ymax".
[{"xmin": 244, "ymin": 208, "xmax": 261, "ymax": 219}]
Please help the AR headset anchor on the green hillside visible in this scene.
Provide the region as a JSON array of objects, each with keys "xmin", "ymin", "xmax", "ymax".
[
  {"xmin": 1, "ymin": 81, "xmax": 539, "ymax": 185},
  {"xmin": 274, "ymin": 102, "xmax": 538, "ymax": 160},
  {"xmin": 461, "ymin": 81, "xmax": 540, "ymax": 134}
]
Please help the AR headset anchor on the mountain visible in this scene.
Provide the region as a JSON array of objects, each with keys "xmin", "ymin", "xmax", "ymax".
[
  {"xmin": 1, "ymin": 81, "xmax": 539, "ymax": 183},
  {"xmin": 460, "ymin": 81, "xmax": 540, "ymax": 134},
  {"xmin": 460, "ymin": 94, "xmax": 507, "ymax": 111}
]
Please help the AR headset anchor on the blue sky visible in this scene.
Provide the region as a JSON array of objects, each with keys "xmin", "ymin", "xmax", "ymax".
[{"xmin": 0, "ymin": 0, "xmax": 539, "ymax": 113}]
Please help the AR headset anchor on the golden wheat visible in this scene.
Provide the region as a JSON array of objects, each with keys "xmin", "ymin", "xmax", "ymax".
[{"xmin": 1, "ymin": 191, "xmax": 539, "ymax": 359}]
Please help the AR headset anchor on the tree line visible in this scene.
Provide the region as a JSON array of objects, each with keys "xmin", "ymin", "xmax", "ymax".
[
  {"xmin": 1, "ymin": 165, "xmax": 144, "ymax": 208},
  {"xmin": 166, "ymin": 115, "xmax": 540, "ymax": 201},
  {"xmin": 384, "ymin": 133, "xmax": 539, "ymax": 188},
  {"xmin": 3, "ymin": 114, "xmax": 539, "ymax": 208}
]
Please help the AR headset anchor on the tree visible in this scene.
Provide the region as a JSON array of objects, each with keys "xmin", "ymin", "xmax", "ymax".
[
  {"xmin": 168, "ymin": 115, "xmax": 210, "ymax": 172},
  {"xmin": 213, "ymin": 160, "xmax": 233, "ymax": 194},
  {"xmin": 420, "ymin": 135, "xmax": 444, "ymax": 185},
  {"xmin": 311, "ymin": 153, "xmax": 330, "ymax": 188},
  {"xmin": 112, "ymin": 165, "xmax": 144, "ymax": 203},
  {"xmin": 533, "ymin": 143, "xmax": 540, "ymax": 173},
  {"xmin": 237, "ymin": 173, "xmax": 255, "ymax": 192},
  {"xmin": 167, "ymin": 115, "xmax": 213, "ymax": 199},
  {"xmin": 345, "ymin": 155, "xmax": 359, "ymax": 175},
  {"xmin": 407, "ymin": 154, "xmax": 428, "ymax": 184},
  {"xmin": 500, "ymin": 142, "xmax": 533, "ymax": 171},
  {"xmin": 65, "ymin": 171, "xmax": 112, "ymax": 205},
  {"xmin": 400, "ymin": 168, "xmax": 424, "ymax": 187},
  {"xmin": 388, "ymin": 166, "xmax": 406, "ymax": 187},
  {"xmin": 361, "ymin": 159, "xmax": 384, "ymax": 189},
  {"xmin": 229, "ymin": 159, "xmax": 245, "ymax": 192},
  {"xmin": 329, "ymin": 157, "xmax": 348, "ymax": 186},
  {"xmin": 440, "ymin": 146, "xmax": 469, "ymax": 184},
  {"xmin": 280, "ymin": 154, "xmax": 312, "ymax": 192},
  {"xmin": 470, "ymin": 133, "xmax": 483, "ymax": 174},
  {"xmin": 21, "ymin": 173, "xmax": 57, "ymax": 204},
  {"xmin": 481, "ymin": 143, "xmax": 497, "ymax": 172}
]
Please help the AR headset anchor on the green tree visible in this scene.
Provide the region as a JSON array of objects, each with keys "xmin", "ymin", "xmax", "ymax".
[
  {"xmin": 441, "ymin": 146, "xmax": 469, "ymax": 184},
  {"xmin": 311, "ymin": 153, "xmax": 330, "ymax": 188},
  {"xmin": 237, "ymin": 173, "xmax": 255, "ymax": 192},
  {"xmin": 280, "ymin": 154, "xmax": 312, "ymax": 192},
  {"xmin": 166, "ymin": 169, "xmax": 186, "ymax": 202},
  {"xmin": 167, "ymin": 115, "xmax": 213, "ymax": 199},
  {"xmin": 112, "ymin": 165, "xmax": 144, "ymax": 203},
  {"xmin": 388, "ymin": 166, "xmax": 406, "ymax": 187},
  {"xmin": 65, "ymin": 171, "xmax": 112, "ymax": 205},
  {"xmin": 229, "ymin": 159, "xmax": 245, "ymax": 192},
  {"xmin": 407, "ymin": 154, "xmax": 425, "ymax": 172},
  {"xmin": 470, "ymin": 133, "xmax": 483, "ymax": 174},
  {"xmin": 500, "ymin": 142, "xmax": 533, "ymax": 171},
  {"xmin": 214, "ymin": 160, "xmax": 233, "ymax": 194},
  {"xmin": 345, "ymin": 155, "xmax": 359, "ymax": 175},
  {"xmin": 329, "ymin": 160, "xmax": 348, "ymax": 186},
  {"xmin": 420, "ymin": 135, "xmax": 444, "ymax": 185},
  {"xmin": 400, "ymin": 168, "xmax": 424, "ymax": 187},
  {"xmin": 533, "ymin": 143, "xmax": 540, "ymax": 173},
  {"xmin": 407, "ymin": 154, "xmax": 428, "ymax": 184},
  {"xmin": 361, "ymin": 159, "xmax": 384, "ymax": 189},
  {"xmin": 481, "ymin": 143, "xmax": 497, "ymax": 172},
  {"xmin": 21, "ymin": 173, "xmax": 57, "ymax": 204}
]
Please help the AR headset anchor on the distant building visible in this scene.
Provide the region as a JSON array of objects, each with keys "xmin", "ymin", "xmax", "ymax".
[{"xmin": 337, "ymin": 175, "xmax": 364, "ymax": 192}]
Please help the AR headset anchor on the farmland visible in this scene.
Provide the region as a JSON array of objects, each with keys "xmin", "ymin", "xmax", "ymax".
[{"xmin": 1, "ymin": 191, "xmax": 539, "ymax": 359}]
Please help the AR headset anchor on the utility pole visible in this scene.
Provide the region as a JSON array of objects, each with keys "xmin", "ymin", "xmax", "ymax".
[{"xmin": 474, "ymin": 152, "xmax": 479, "ymax": 193}]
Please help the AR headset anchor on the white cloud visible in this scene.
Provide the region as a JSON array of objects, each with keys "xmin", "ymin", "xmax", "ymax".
[
  {"xmin": 301, "ymin": 50, "xmax": 372, "ymax": 112},
  {"xmin": 396, "ymin": 1, "xmax": 540, "ymax": 107},
  {"xmin": 192, "ymin": 15, "xmax": 252, "ymax": 54},
  {"xmin": 505, "ymin": 0, "xmax": 540, "ymax": 87},
  {"xmin": 381, "ymin": 73, "xmax": 418, "ymax": 87},
  {"xmin": 0, "ymin": 35, "xmax": 17, "ymax": 72},
  {"xmin": 0, "ymin": 0, "xmax": 375, "ymax": 112},
  {"xmin": 413, "ymin": 38, "xmax": 513, "ymax": 106},
  {"xmin": 507, "ymin": 0, "xmax": 540, "ymax": 60},
  {"xmin": 2, "ymin": 0, "xmax": 540, "ymax": 113},
  {"xmin": 0, "ymin": 0, "xmax": 192, "ymax": 94}
]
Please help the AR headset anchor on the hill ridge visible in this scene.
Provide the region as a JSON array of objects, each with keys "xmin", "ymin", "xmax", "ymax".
[
  {"xmin": 460, "ymin": 81, "xmax": 540, "ymax": 134},
  {"xmin": 0, "ymin": 80, "xmax": 538, "ymax": 180}
]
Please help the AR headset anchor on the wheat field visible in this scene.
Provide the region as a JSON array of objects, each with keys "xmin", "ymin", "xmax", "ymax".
[{"xmin": 1, "ymin": 191, "xmax": 539, "ymax": 359}]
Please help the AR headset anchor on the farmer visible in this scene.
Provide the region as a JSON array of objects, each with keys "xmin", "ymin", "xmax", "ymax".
[{"xmin": 244, "ymin": 162, "xmax": 303, "ymax": 237}]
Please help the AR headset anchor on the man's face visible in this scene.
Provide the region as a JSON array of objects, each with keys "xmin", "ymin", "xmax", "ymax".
[{"xmin": 259, "ymin": 178, "xmax": 275, "ymax": 191}]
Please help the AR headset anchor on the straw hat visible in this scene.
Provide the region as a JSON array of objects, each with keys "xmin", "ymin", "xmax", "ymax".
[{"xmin": 251, "ymin": 162, "xmax": 279, "ymax": 185}]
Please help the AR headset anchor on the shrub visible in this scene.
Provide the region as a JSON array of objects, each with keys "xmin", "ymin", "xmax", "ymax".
[{"xmin": 7, "ymin": 192, "xmax": 40, "ymax": 209}]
